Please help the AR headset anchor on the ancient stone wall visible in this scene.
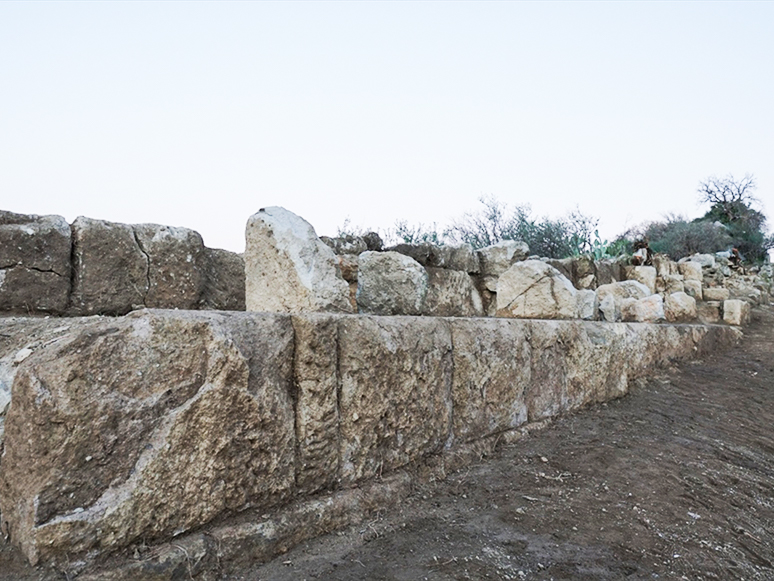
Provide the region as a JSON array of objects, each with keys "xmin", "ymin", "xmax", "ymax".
[
  {"xmin": 0, "ymin": 210, "xmax": 245, "ymax": 316},
  {"xmin": 0, "ymin": 309, "xmax": 741, "ymax": 574}
]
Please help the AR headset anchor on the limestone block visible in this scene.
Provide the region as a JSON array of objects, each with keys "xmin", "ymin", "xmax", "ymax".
[
  {"xmin": 572, "ymin": 256, "xmax": 596, "ymax": 289},
  {"xmin": 697, "ymin": 300, "xmax": 722, "ymax": 324},
  {"xmin": 623, "ymin": 265, "xmax": 657, "ymax": 294},
  {"xmin": 291, "ymin": 314, "xmax": 340, "ymax": 494},
  {"xmin": 680, "ymin": 253, "xmax": 715, "ymax": 268},
  {"xmin": 320, "ymin": 235, "xmax": 368, "ymax": 255},
  {"xmin": 545, "ymin": 258, "xmax": 573, "ymax": 282},
  {"xmin": 199, "ymin": 248, "xmax": 246, "ymax": 311},
  {"xmin": 595, "ymin": 259, "xmax": 622, "ymax": 286},
  {"xmin": 665, "ymin": 292, "xmax": 697, "ymax": 322},
  {"xmin": 245, "ymin": 207, "xmax": 352, "ymax": 314},
  {"xmin": 389, "ymin": 243, "xmax": 480, "ymax": 273},
  {"xmin": 683, "ymin": 279, "xmax": 703, "ymax": 300},
  {"xmin": 337, "ymin": 254, "xmax": 359, "ymax": 284},
  {"xmin": 478, "ymin": 241, "xmax": 529, "ymax": 278},
  {"xmin": 656, "ymin": 274, "xmax": 684, "ymax": 295},
  {"xmin": 422, "ymin": 268, "xmax": 484, "ymax": 317},
  {"xmin": 133, "ymin": 224, "xmax": 205, "ymax": 309},
  {"xmin": 0, "ymin": 310, "xmax": 296, "ymax": 566},
  {"xmin": 703, "ymin": 287, "xmax": 730, "ymax": 302},
  {"xmin": 0, "ymin": 210, "xmax": 71, "ymax": 314},
  {"xmin": 621, "ymin": 294, "xmax": 665, "ymax": 323},
  {"xmin": 449, "ymin": 319, "xmax": 530, "ymax": 443},
  {"xmin": 337, "ymin": 317, "xmax": 453, "ymax": 484},
  {"xmin": 576, "ymin": 289, "xmax": 597, "ymax": 320},
  {"xmin": 595, "ymin": 280, "xmax": 651, "ymax": 322},
  {"xmin": 70, "ymin": 217, "xmax": 149, "ymax": 315},
  {"xmin": 723, "ymin": 299, "xmax": 750, "ymax": 326},
  {"xmin": 496, "ymin": 260, "xmax": 577, "ymax": 320},
  {"xmin": 356, "ymin": 251, "xmax": 428, "ymax": 315},
  {"xmin": 678, "ymin": 261, "xmax": 703, "ymax": 281},
  {"xmin": 652, "ymin": 254, "xmax": 677, "ymax": 277}
]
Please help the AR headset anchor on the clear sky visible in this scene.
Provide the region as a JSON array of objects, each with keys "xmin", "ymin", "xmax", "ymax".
[{"xmin": 1, "ymin": 2, "xmax": 772, "ymax": 253}]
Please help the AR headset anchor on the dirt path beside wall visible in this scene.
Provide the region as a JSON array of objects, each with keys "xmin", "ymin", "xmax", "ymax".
[
  {"xmin": 2, "ymin": 308, "xmax": 773, "ymax": 580},
  {"xmin": 250, "ymin": 306, "xmax": 774, "ymax": 581}
]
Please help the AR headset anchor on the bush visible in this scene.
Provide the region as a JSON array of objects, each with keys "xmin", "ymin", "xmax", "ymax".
[{"xmin": 618, "ymin": 215, "xmax": 731, "ymax": 261}]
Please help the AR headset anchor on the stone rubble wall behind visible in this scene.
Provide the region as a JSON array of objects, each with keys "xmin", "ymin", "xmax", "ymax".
[
  {"xmin": 0, "ymin": 210, "xmax": 245, "ymax": 316},
  {"xmin": 0, "ymin": 309, "xmax": 742, "ymax": 570}
]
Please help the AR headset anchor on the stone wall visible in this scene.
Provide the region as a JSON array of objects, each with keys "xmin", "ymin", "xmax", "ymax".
[
  {"xmin": 0, "ymin": 210, "xmax": 245, "ymax": 316},
  {"xmin": 0, "ymin": 309, "xmax": 741, "ymax": 573}
]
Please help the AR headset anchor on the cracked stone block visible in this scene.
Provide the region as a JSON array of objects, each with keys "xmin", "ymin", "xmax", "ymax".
[
  {"xmin": 133, "ymin": 224, "xmax": 205, "ymax": 309},
  {"xmin": 0, "ymin": 210, "xmax": 71, "ymax": 314},
  {"xmin": 70, "ymin": 217, "xmax": 149, "ymax": 315},
  {"xmin": 495, "ymin": 260, "xmax": 577, "ymax": 319}
]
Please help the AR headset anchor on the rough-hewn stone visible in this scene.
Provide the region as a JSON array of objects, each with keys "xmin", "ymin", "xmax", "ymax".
[
  {"xmin": 683, "ymin": 279, "xmax": 703, "ymax": 300},
  {"xmin": 723, "ymin": 299, "xmax": 750, "ymax": 326},
  {"xmin": 623, "ymin": 265, "xmax": 657, "ymax": 294},
  {"xmin": 320, "ymin": 235, "xmax": 368, "ymax": 255},
  {"xmin": 478, "ymin": 241, "xmax": 529, "ymax": 279},
  {"xmin": 199, "ymin": 248, "xmax": 245, "ymax": 311},
  {"xmin": 70, "ymin": 217, "xmax": 149, "ymax": 315},
  {"xmin": 703, "ymin": 287, "xmax": 730, "ymax": 302},
  {"xmin": 496, "ymin": 260, "xmax": 577, "ymax": 320},
  {"xmin": 422, "ymin": 268, "xmax": 484, "ymax": 317},
  {"xmin": 665, "ymin": 292, "xmax": 697, "ymax": 322},
  {"xmin": 134, "ymin": 224, "xmax": 205, "ymax": 309},
  {"xmin": 595, "ymin": 259, "xmax": 622, "ymax": 286},
  {"xmin": 576, "ymin": 289, "xmax": 597, "ymax": 320},
  {"xmin": 336, "ymin": 316, "xmax": 453, "ymax": 484},
  {"xmin": 245, "ymin": 207, "xmax": 352, "ymax": 314},
  {"xmin": 448, "ymin": 319, "xmax": 530, "ymax": 444},
  {"xmin": 656, "ymin": 274, "xmax": 684, "ymax": 295},
  {"xmin": 678, "ymin": 261, "xmax": 703, "ymax": 282},
  {"xmin": 356, "ymin": 251, "xmax": 428, "ymax": 316},
  {"xmin": 697, "ymin": 300, "xmax": 722, "ymax": 324},
  {"xmin": 0, "ymin": 310, "xmax": 296, "ymax": 566},
  {"xmin": 595, "ymin": 280, "xmax": 651, "ymax": 322},
  {"xmin": 621, "ymin": 294, "xmax": 665, "ymax": 323},
  {"xmin": 0, "ymin": 211, "xmax": 71, "ymax": 314}
]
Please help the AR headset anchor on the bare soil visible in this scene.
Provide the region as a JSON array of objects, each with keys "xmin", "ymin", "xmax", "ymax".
[{"xmin": 3, "ymin": 307, "xmax": 773, "ymax": 580}]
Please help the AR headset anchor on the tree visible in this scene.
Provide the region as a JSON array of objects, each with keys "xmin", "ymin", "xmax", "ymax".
[{"xmin": 697, "ymin": 174, "xmax": 772, "ymax": 262}]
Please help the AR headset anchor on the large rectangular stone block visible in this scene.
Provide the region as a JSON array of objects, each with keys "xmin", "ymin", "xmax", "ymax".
[
  {"xmin": 0, "ymin": 210, "xmax": 71, "ymax": 314},
  {"xmin": 449, "ymin": 319, "xmax": 530, "ymax": 444},
  {"xmin": 337, "ymin": 316, "xmax": 453, "ymax": 484},
  {"xmin": 0, "ymin": 310, "xmax": 295, "ymax": 566}
]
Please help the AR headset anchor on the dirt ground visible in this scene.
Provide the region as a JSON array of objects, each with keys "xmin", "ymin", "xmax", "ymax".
[{"xmin": 2, "ymin": 307, "xmax": 773, "ymax": 580}]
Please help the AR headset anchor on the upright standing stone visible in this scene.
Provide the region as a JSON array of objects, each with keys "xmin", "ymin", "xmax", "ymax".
[{"xmin": 245, "ymin": 207, "xmax": 353, "ymax": 313}]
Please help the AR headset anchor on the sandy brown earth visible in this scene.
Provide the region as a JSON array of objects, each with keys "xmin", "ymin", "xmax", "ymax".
[{"xmin": 2, "ymin": 306, "xmax": 773, "ymax": 580}]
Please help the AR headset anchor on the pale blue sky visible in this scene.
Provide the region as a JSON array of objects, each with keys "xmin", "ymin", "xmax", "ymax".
[{"xmin": 1, "ymin": 2, "xmax": 772, "ymax": 252}]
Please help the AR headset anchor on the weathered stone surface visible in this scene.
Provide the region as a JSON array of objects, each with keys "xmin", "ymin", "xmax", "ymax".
[
  {"xmin": 70, "ymin": 217, "xmax": 149, "ymax": 315},
  {"xmin": 496, "ymin": 260, "xmax": 577, "ymax": 320},
  {"xmin": 422, "ymin": 268, "xmax": 484, "ymax": 317},
  {"xmin": 199, "ymin": 248, "xmax": 246, "ymax": 311},
  {"xmin": 337, "ymin": 316, "xmax": 453, "ymax": 484},
  {"xmin": 245, "ymin": 207, "xmax": 352, "ymax": 314},
  {"xmin": 478, "ymin": 241, "xmax": 529, "ymax": 278},
  {"xmin": 656, "ymin": 274, "xmax": 684, "ymax": 295},
  {"xmin": 621, "ymin": 294, "xmax": 665, "ymax": 323},
  {"xmin": 389, "ymin": 243, "xmax": 480, "ymax": 273},
  {"xmin": 134, "ymin": 224, "xmax": 205, "ymax": 309},
  {"xmin": 595, "ymin": 259, "xmax": 622, "ymax": 286},
  {"xmin": 652, "ymin": 254, "xmax": 677, "ymax": 277},
  {"xmin": 576, "ymin": 289, "xmax": 597, "ymax": 320},
  {"xmin": 0, "ymin": 211, "xmax": 71, "ymax": 314},
  {"xmin": 623, "ymin": 265, "xmax": 657, "ymax": 294},
  {"xmin": 680, "ymin": 253, "xmax": 715, "ymax": 268},
  {"xmin": 356, "ymin": 251, "xmax": 428, "ymax": 315},
  {"xmin": 683, "ymin": 279, "xmax": 703, "ymax": 300},
  {"xmin": 572, "ymin": 256, "xmax": 597, "ymax": 289},
  {"xmin": 362, "ymin": 232, "xmax": 384, "ymax": 251},
  {"xmin": 595, "ymin": 280, "xmax": 651, "ymax": 322},
  {"xmin": 449, "ymin": 319, "xmax": 530, "ymax": 443},
  {"xmin": 0, "ymin": 310, "xmax": 296, "ymax": 566},
  {"xmin": 545, "ymin": 258, "xmax": 573, "ymax": 282},
  {"xmin": 723, "ymin": 299, "xmax": 750, "ymax": 326},
  {"xmin": 665, "ymin": 292, "xmax": 697, "ymax": 322},
  {"xmin": 703, "ymin": 287, "xmax": 730, "ymax": 302},
  {"xmin": 320, "ymin": 235, "xmax": 368, "ymax": 255},
  {"xmin": 697, "ymin": 300, "xmax": 722, "ymax": 324},
  {"xmin": 337, "ymin": 254, "xmax": 359, "ymax": 284},
  {"xmin": 678, "ymin": 261, "xmax": 703, "ymax": 281},
  {"xmin": 291, "ymin": 314, "xmax": 340, "ymax": 495}
]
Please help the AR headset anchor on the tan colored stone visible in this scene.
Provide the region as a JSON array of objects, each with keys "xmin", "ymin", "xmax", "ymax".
[
  {"xmin": 478, "ymin": 241, "xmax": 529, "ymax": 278},
  {"xmin": 422, "ymin": 268, "xmax": 483, "ymax": 317},
  {"xmin": 623, "ymin": 265, "xmax": 657, "ymax": 294},
  {"xmin": 595, "ymin": 280, "xmax": 651, "ymax": 322},
  {"xmin": 356, "ymin": 251, "xmax": 429, "ymax": 315},
  {"xmin": 337, "ymin": 317, "xmax": 453, "ymax": 484},
  {"xmin": 496, "ymin": 260, "xmax": 577, "ymax": 320},
  {"xmin": 723, "ymin": 299, "xmax": 750, "ymax": 326},
  {"xmin": 199, "ymin": 248, "xmax": 245, "ymax": 311},
  {"xmin": 697, "ymin": 300, "xmax": 722, "ymax": 324},
  {"xmin": 703, "ymin": 287, "xmax": 730, "ymax": 301},
  {"xmin": 683, "ymin": 279, "xmax": 703, "ymax": 300},
  {"xmin": 665, "ymin": 292, "xmax": 697, "ymax": 322},
  {"xmin": 621, "ymin": 294, "xmax": 665, "ymax": 323},
  {"xmin": 0, "ymin": 310, "xmax": 296, "ymax": 566},
  {"xmin": 448, "ymin": 319, "xmax": 530, "ymax": 444},
  {"xmin": 678, "ymin": 261, "xmax": 703, "ymax": 281},
  {"xmin": 245, "ymin": 207, "xmax": 352, "ymax": 314}
]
